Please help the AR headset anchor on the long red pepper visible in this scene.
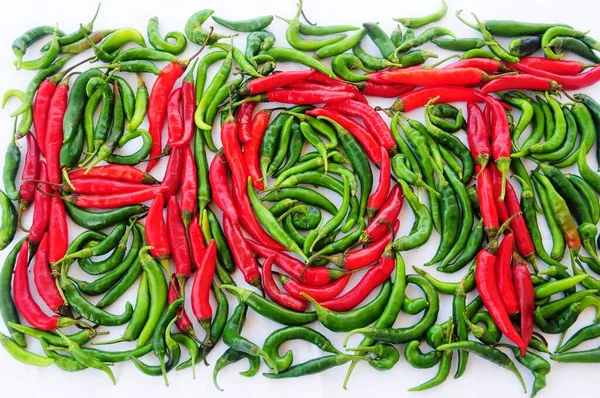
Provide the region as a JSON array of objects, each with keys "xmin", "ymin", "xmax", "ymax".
[
  {"xmin": 444, "ymin": 58, "xmax": 506, "ymax": 73},
  {"xmin": 504, "ymin": 180, "xmax": 536, "ymax": 265},
  {"xmin": 512, "ymin": 254, "xmax": 534, "ymax": 355},
  {"xmin": 28, "ymin": 162, "xmax": 50, "ymax": 255},
  {"xmin": 167, "ymin": 196, "xmax": 191, "ymax": 293},
  {"xmin": 63, "ymin": 185, "xmax": 168, "ymax": 209},
  {"xmin": 481, "ymin": 74, "xmax": 560, "ymax": 94},
  {"xmin": 223, "ymin": 217, "xmax": 262, "ymax": 289},
  {"xmin": 466, "ymin": 102, "xmax": 491, "ymax": 173},
  {"xmin": 359, "ymin": 184, "xmax": 403, "ymax": 244},
  {"xmin": 508, "ymin": 62, "xmax": 600, "ymax": 90},
  {"xmin": 69, "ymin": 165, "xmax": 159, "ymax": 184},
  {"xmin": 191, "ymin": 239, "xmax": 217, "ymax": 335},
  {"xmin": 189, "ymin": 214, "xmax": 206, "ymax": 270},
  {"xmin": 392, "ymin": 86, "xmax": 485, "ymax": 112},
  {"xmin": 306, "ymin": 108, "xmax": 382, "ymax": 164},
  {"xmin": 369, "ymin": 67, "xmax": 497, "ymax": 86},
  {"xmin": 475, "ymin": 226, "xmax": 526, "ymax": 354},
  {"xmin": 361, "ymin": 81, "xmax": 414, "ymax": 98},
  {"xmin": 477, "ymin": 167, "xmax": 500, "ymax": 240},
  {"xmin": 166, "ymin": 88, "xmax": 183, "ymax": 148},
  {"xmin": 32, "ymin": 80, "xmax": 56, "ymax": 156},
  {"xmin": 62, "ymin": 177, "xmax": 149, "ymax": 195},
  {"xmin": 237, "ymin": 101, "xmax": 257, "ymax": 143},
  {"xmin": 250, "ymin": 90, "xmax": 355, "ymax": 105},
  {"xmin": 33, "ymin": 233, "xmax": 69, "ymax": 316},
  {"xmin": 496, "ymin": 232, "xmax": 519, "ymax": 315},
  {"xmin": 491, "ymin": 164, "xmax": 510, "ymax": 222},
  {"xmin": 179, "ymin": 146, "xmax": 197, "ymax": 229},
  {"xmin": 18, "ymin": 133, "xmax": 40, "ymax": 219},
  {"xmin": 306, "ymin": 70, "xmax": 352, "ymax": 87},
  {"xmin": 241, "ymin": 69, "xmax": 314, "ymax": 95},
  {"xmin": 145, "ymin": 193, "xmax": 170, "ymax": 271},
  {"xmin": 209, "ymin": 153, "xmax": 239, "ymax": 224},
  {"xmin": 366, "ymin": 147, "xmax": 391, "ymax": 220},
  {"xmin": 518, "ymin": 56, "xmax": 592, "ymax": 75},
  {"xmin": 484, "ymin": 104, "xmax": 493, "ymax": 139},
  {"xmin": 147, "ymin": 61, "xmax": 187, "ymax": 171},
  {"xmin": 280, "ymin": 273, "xmax": 350, "ymax": 303},
  {"xmin": 246, "ymin": 240, "xmax": 347, "ymax": 286},
  {"xmin": 48, "ymin": 197, "xmax": 67, "ymax": 265},
  {"xmin": 45, "ymin": 76, "xmax": 70, "ymax": 186},
  {"xmin": 168, "ymin": 275, "xmax": 195, "ymax": 337},
  {"xmin": 326, "ymin": 100, "xmax": 397, "ymax": 154},
  {"xmin": 243, "ymin": 109, "xmax": 271, "ymax": 190},
  {"xmin": 221, "ymin": 110, "xmax": 249, "ymax": 196},
  {"xmin": 316, "ymin": 247, "xmax": 395, "ymax": 312},
  {"xmin": 284, "ymin": 81, "xmax": 369, "ymax": 104},
  {"xmin": 160, "ymin": 146, "xmax": 183, "ymax": 200},
  {"xmin": 262, "ymin": 255, "xmax": 307, "ymax": 312},
  {"xmin": 484, "ymin": 96, "xmax": 511, "ymax": 200},
  {"xmin": 170, "ymin": 66, "xmax": 196, "ymax": 148}
]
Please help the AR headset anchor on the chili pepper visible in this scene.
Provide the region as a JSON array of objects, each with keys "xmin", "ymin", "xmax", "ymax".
[
  {"xmin": 540, "ymin": 26, "xmax": 588, "ymax": 59},
  {"xmin": 482, "ymin": 74, "xmax": 560, "ymax": 94},
  {"xmin": 159, "ymin": 146, "xmax": 183, "ymax": 200},
  {"xmin": 262, "ymin": 255, "xmax": 307, "ymax": 312},
  {"xmin": 504, "ymin": 179, "xmax": 536, "ymax": 268},
  {"xmin": 165, "ymin": 276, "xmax": 195, "ymax": 339},
  {"xmin": 239, "ymin": 90, "xmax": 355, "ymax": 107},
  {"xmin": 195, "ymin": 45, "xmax": 232, "ymax": 132},
  {"xmin": 433, "ymin": 36, "xmax": 489, "ymax": 51},
  {"xmin": 205, "ymin": 209, "xmax": 236, "ymax": 273},
  {"xmin": 330, "ymin": 53, "xmax": 369, "ymax": 83},
  {"xmin": 531, "ymin": 176, "xmax": 566, "ymax": 261},
  {"xmin": 260, "ymin": 47, "xmax": 336, "ymax": 78},
  {"xmin": 557, "ymin": 322, "xmax": 600, "ymax": 353},
  {"xmin": 357, "ymin": 185, "xmax": 403, "ymax": 245},
  {"xmin": 45, "ymin": 73, "xmax": 71, "ymax": 186},
  {"xmin": 285, "ymin": 1, "xmax": 346, "ymax": 52},
  {"xmin": 1, "ymin": 330, "xmax": 55, "ymax": 367},
  {"xmin": 395, "ymin": 0, "xmax": 447, "ymax": 28},
  {"xmin": 191, "ymin": 239, "xmax": 216, "ymax": 339},
  {"xmin": 64, "ymin": 201, "xmax": 147, "ymax": 231},
  {"xmin": 267, "ymin": 117, "xmax": 296, "ymax": 178},
  {"xmin": 167, "ymin": 196, "xmax": 191, "ymax": 292},
  {"xmin": 413, "ymin": 264, "xmax": 476, "ymax": 295},
  {"xmin": 192, "ymin": 131, "xmax": 211, "ymax": 216},
  {"xmin": 444, "ymin": 58, "xmax": 506, "ymax": 73},
  {"xmin": 264, "ymin": 353, "xmax": 363, "ymax": 379},
  {"xmin": 212, "ymin": 348, "xmax": 260, "ymax": 391},
  {"xmin": 496, "ymin": 232, "xmax": 519, "ymax": 315},
  {"xmin": 145, "ymin": 193, "xmax": 170, "ymax": 271},
  {"xmin": 577, "ymin": 144, "xmax": 600, "ymax": 193},
  {"xmin": 392, "ymin": 86, "xmax": 483, "ymax": 112},
  {"xmin": 146, "ymin": 16, "xmax": 187, "ymax": 55},
  {"xmin": 179, "ymin": 147, "xmax": 197, "ymax": 229},
  {"xmin": 165, "ymin": 88, "xmax": 183, "ymax": 148},
  {"xmin": 360, "ymin": 81, "xmax": 413, "ymax": 98},
  {"xmin": 237, "ymin": 102, "xmax": 256, "ymax": 144},
  {"xmin": 208, "ymin": 153, "xmax": 238, "ymax": 224},
  {"xmin": 33, "ymin": 233, "xmax": 68, "ymax": 316},
  {"xmin": 0, "ymin": 238, "xmax": 27, "ymax": 347},
  {"xmin": 508, "ymin": 62, "xmax": 600, "ymax": 90},
  {"xmin": 262, "ymin": 187, "xmax": 338, "ymax": 215},
  {"xmin": 222, "ymin": 110, "xmax": 249, "ymax": 198},
  {"xmin": 550, "ymin": 102, "xmax": 592, "ymax": 168},
  {"xmin": 136, "ymin": 246, "xmax": 168, "ymax": 347},
  {"xmin": 567, "ymin": 174, "xmax": 600, "ymax": 224},
  {"xmin": 371, "ymin": 67, "xmax": 498, "ymax": 87},
  {"xmin": 528, "ymin": 93, "xmax": 567, "ymax": 155},
  {"xmin": 511, "ymin": 255, "xmax": 534, "ymax": 351},
  {"xmin": 223, "ymin": 217, "xmax": 262, "ymax": 289},
  {"xmin": 453, "ymin": 276, "xmax": 469, "ymax": 379},
  {"xmin": 476, "ymin": 167, "xmax": 499, "ymax": 240},
  {"xmin": 2, "ymin": 120, "xmax": 21, "ymax": 203},
  {"xmin": 69, "ymin": 164, "xmax": 157, "ymax": 184}
]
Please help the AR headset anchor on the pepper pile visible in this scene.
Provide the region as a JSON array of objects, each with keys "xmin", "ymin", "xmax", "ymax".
[{"xmin": 1, "ymin": 1, "xmax": 600, "ymax": 394}]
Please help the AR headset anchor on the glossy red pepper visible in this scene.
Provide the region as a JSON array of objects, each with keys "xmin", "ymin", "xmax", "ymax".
[
  {"xmin": 512, "ymin": 255, "xmax": 534, "ymax": 355},
  {"xmin": 508, "ymin": 62, "xmax": 600, "ymax": 91},
  {"xmin": 484, "ymin": 96, "xmax": 511, "ymax": 200},
  {"xmin": 69, "ymin": 165, "xmax": 159, "ymax": 184},
  {"xmin": 466, "ymin": 102, "xmax": 491, "ymax": 172},
  {"xmin": 306, "ymin": 108, "xmax": 382, "ymax": 165},
  {"xmin": 361, "ymin": 81, "xmax": 414, "ymax": 98},
  {"xmin": 32, "ymin": 80, "xmax": 57, "ymax": 155},
  {"xmin": 359, "ymin": 184, "xmax": 403, "ymax": 244},
  {"xmin": 477, "ymin": 167, "xmax": 500, "ymax": 240},
  {"xmin": 168, "ymin": 275, "xmax": 195, "ymax": 337},
  {"xmin": 491, "ymin": 164, "xmax": 510, "ymax": 222},
  {"xmin": 392, "ymin": 86, "xmax": 485, "ymax": 112},
  {"xmin": 65, "ymin": 177, "xmax": 149, "ymax": 195},
  {"xmin": 518, "ymin": 57, "xmax": 592, "ymax": 75},
  {"xmin": 147, "ymin": 61, "xmax": 186, "ymax": 171},
  {"xmin": 18, "ymin": 133, "xmax": 40, "ymax": 219},
  {"xmin": 28, "ymin": 162, "xmax": 50, "ymax": 255},
  {"xmin": 221, "ymin": 111, "xmax": 249, "ymax": 196},
  {"xmin": 170, "ymin": 69, "xmax": 196, "ymax": 148},
  {"xmin": 280, "ymin": 273, "xmax": 350, "ymax": 303},
  {"xmin": 243, "ymin": 109, "xmax": 271, "ymax": 191},
  {"xmin": 242, "ymin": 69, "xmax": 314, "ymax": 95},
  {"xmin": 48, "ymin": 197, "xmax": 68, "ymax": 265},
  {"xmin": 504, "ymin": 180, "xmax": 536, "ymax": 265},
  {"xmin": 179, "ymin": 146, "xmax": 197, "ymax": 228},
  {"xmin": 165, "ymin": 88, "xmax": 183, "ymax": 148},
  {"xmin": 366, "ymin": 147, "xmax": 391, "ymax": 220},
  {"xmin": 45, "ymin": 77, "xmax": 70, "ymax": 185},
  {"xmin": 145, "ymin": 193, "xmax": 170, "ymax": 271},
  {"xmin": 496, "ymin": 232, "xmax": 519, "ymax": 315},
  {"xmin": 160, "ymin": 146, "xmax": 184, "ymax": 200},
  {"xmin": 191, "ymin": 239, "xmax": 217, "ymax": 333},
  {"xmin": 189, "ymin": 214, "xmax": 206, "ymax": 271},
  {"xmin": 369, "ymin": 67, "xmax": 496, "ymax": 86},
  {"xmin": 262, "ymin": 255, "xmax": 307, "ymax": 312},
  {"xmin": 285, "ymin": 82, "xmax": 368, "ymax": 104},
  {"xmin": 223, "ymin": 217, "xmax": 262, "ymax": 289},
  {"xmin": 33, "ymin": 233, "xmax": 69, "ymax": 316},
  {"xmin": 237, "ymin": 102, "xmax": 257, "ymax": 143},
  {"xmin": 249, "ymin": 90, "xmax": 355, "ymax": 105},
  {"xmin": 167, "ymin": 196, "xmax": 191, "ymax": 291},
  {"xmin": 484, "ymin": 104, "xmax": 493, "ymax": 139},
  {"xmin": 63, "ymin": 185, "xmax": 168, "ymax": 209},
  {"xmin": 444, "ymin": 58, "xmax": 505, "ymax": 73},
  {"xmin": 209, "ymin": 153, "xmax": 239, "ymax": 223},
  {"xmin": 481, "ymin": 74, "xmax": 560, "ymax": 94}
]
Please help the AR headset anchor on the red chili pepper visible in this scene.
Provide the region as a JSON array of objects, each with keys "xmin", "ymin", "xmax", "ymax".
[
  {"xmin": 69, "ymin": 165, "xmax": 159, "ymax": 184},
  {"xmin": 242, "ymin": 69, "xmax": 314, "ymax": 95},
  {"xmin": 326, "ymin": 100, "xmax": 397, "ymax": 154},
  {"xmin": 189, "ymin": 213, "xmax": 206, "ymax": 271},
  {"xmin": 512, "ymin": 254, "xmax": 534, "ymax": 355},
  {"xmin": 306, "ymin": 70, "xmax": 356, "ymax": 89},
  {"xmin": 237, "ymin": 102, "xmax": 257, "ymax": 143},
  {"xmin": 147, "ymin": 61, "xmax": 186, "ymax": 171},
  {"xmin": 249, "ymin": 90, "xmax": 355, "ymax": 105},
  {"xmin": 369, "ymin": 67, "xmax": 496, "ymax": 86},
  {"xmin": 262, "ymin": 255, "xmax": 307, "ymax": 312},
  {"xmin": 475, "ymin": 233, "xmax": 526, "ymax": 354},
  {"xmin": 179, "ymin": 146, "xmax": 197, "ymax": 228},
  {"xmin": 48, "ymin": 197, "xmax": 67, "ymax": 265},
  {"xmin": 477, "ymin": 167, "xmax": 500, "ymax": 240},
  {"xmin": 361, "ymin": 82, "xmax": 414, "ymax": 98},
  {"xmin": 165, "ymin": 88, "xmax": 183, "ymax": 148},
  {"xmin": 504, "ymin": 180, "xmax": 536, "ymax": 264},
  {"xmin": 515, "ymin": 56, "xmax": 593, "ymax": 76},
  {"xmin": 209, "ymin": 153, "xmax": 239, "ymax": 224},
  {"xmin": 466, "ymin": 102, "xmax": 491, "ymax": 173},
  {"xmin": 444, "ymin": 58, "xmax": 505, "ymax": 73},
  {"xmin": 18, "ymin": 133, "xmax": 40, "ymax": 218},
  {"xmin": 146, "ymin": 193, "xmax": 170, "ymax": 271},
  {"xmin": 481, "ymin": 74, "xmax": 560, "ymax": 94},
  {"xmin": 65, "ymin": 177, "xmax": 150, "ymax": 195},
  {"xmin": 496, "ymin": 232, "xmax": 519, "ymax": 315},
  {"xmin": 191, "ymin": 239, "xmax": 217, "ymax": 333},
  {"xmin": 366, "ymin": 147, "xmax": 391, "ymax": 220},
  {"xmin": 323, "ymin": 220, "xmax": 397, "ymax": 270},
  {"xmin": 221, "ymin": 110, "xmax": 249, "ymax": 196},
  {"xmin": 167, "ymin": 196, "xmax": 191, "ymax": 291},
  {"xmin": 490, "ymin": 164, "xmax": 510, "ymax": 222},
  {"xmin": 28, "ymin": 162, "xmax": 50, "ymax": 255},
  {"xmin": 64, "ymin": 185, "xmax": 168, "ymax": 209},
  {"xmin": 33, "ymin": 233, "xmax": 69, "ymax": 316},
  {"xmin": 306, "ymin": 108, "xmax": 382, "ymax": 165},
  {"xmin": 170, "ymin": 69, "xmax": 196, "ymax": 148},
  {"xmin": 508, "ymin": 62, "xmax": 600, "ymax": 90},
  {"xmin": 243, "ymin": 109, "xmax": 271, "ymax": 191},
  {"xmin": 484, "ymin": 104, "xmax": 493, "ymax": 139},
  {"xmin": 392, "ymin": 86, "xmax": 485, "ymax": 112},
  {"xmin": 168, "ymin": 275, "xmax": 195, "ymax": 337},
  {"xmin": 360, "ymin": 184, "xmax": 403, "ymax": 244},
  {"xmin": 160, "ymin": 146, "xmax": 184, "ymax": 200},
  {"xmin": 285, "ymin": 81, "xmax": 368, "ymax": 104},
  {"xmin": 280, "ymin": 273, "xmax": 350, "ymax": 303},
  {"xmin": 45, "ymin": 76, "xmax": 70, "ymax": 185},
  {"xmin": 316, "ymin": 248, "xmax": 395, "ymax": 312},
  {"xmin": 484, "ymin": 96, "xmax": 511, "ymax": 201},
  {"xmin": 246, "ymin": 240, "xmax": 347, "ymax": 286},
  {"xmin": 223, "ymin": 217, "xmax": 262, "ymax": 288},
  {"xmin": 32, "ymin": 80, "xmax": 56, "ymax": 156}
]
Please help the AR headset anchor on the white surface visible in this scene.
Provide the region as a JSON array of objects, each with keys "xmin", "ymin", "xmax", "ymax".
[{"xmin": 0, "ymin": 0, "xmax": 599, "ymax": 397}]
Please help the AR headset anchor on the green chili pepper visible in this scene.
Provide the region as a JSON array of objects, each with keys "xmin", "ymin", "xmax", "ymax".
[
  {"xmin": 331, "ymin": 53, "xmax": 370, "ymax": 82},
  {"xmin": 206, "ymin": 208, "xmax": 235, "ymax": 273},
  {"xmin": 211, "ymin": 43, "xmax": 262, "ymax": 77},
  {"xmin": 195, "ymin": 45, "xmax": 232, "ymax": 132},
  {"xmin": 567, "ymin": 174, "xmax": 600, "ymax": 224},
  {"xmin": 264, "ymin": 353, "xmax": 363, "ymax": 379},
  {"xmin": 262, "ymin": 187, "xmax": 338, "ymax": 215},
  {"xmin": 17, "ymin": 29, "xmax": 60, "ymax": 71},
  {"xmin": 260, "ymin": 47, "xmax": 335, "ymax": 78},
  {"xmin": 212, "ymin": 348, "xmax": 260, "ymax": 390},
  {"xmin": 2, "ymin": 120, "xmax": 20, "ymax": 201},
  {"xmin": 393, "ymin": 180, "xmax": 433, "ymax": 251},
  {"xmin": 432, "ymin": 36, "xmax": 489, "ymax": 51},
  {"xmin": 352, "ymin": 43, "xmax": 400, "ymax": 70},
  {"xmin": 425, "ymin": 174, "xmax": 459, "ymax": 266},
  {"xmin": 3, "ymin": 90, "xmax": 34, "ymax": 138},
  {"xmin": 315, "ymin": 28, "xmax": 367, "ymax": 60},
  {"xmin": 212, "ymin": 14, "xmax": 273, "ymax": 32},
  {"xmin": 0, "ymin": 238, "xmax": 27, "ymax": 347},
  {"xmin": 0, "ymin": 190, "xmax": 17, "ymax": 252},
  {"xmin": 136, "ymin": 246, "xmax": 168, "ymax": 346},
  {"xmin": 55, "ymin": 331, "xmax": 116, "ymax": 385},
  {"xmin": 462, "ymin": 13, "xmax": 519, "ymax": 62},
  {"xmin": 1, "ymin": 331, "xmax": 54, "ymax": 366},
  {"xmin": 12, "ymin": 25, "xmax": 65, "ymax": 68},
  {"xmin": 285, "ymin": 1, "xmax": 346, "ymax": 52},
  {"xmin": 414, "ymin": 265, "xmax": 476, "ymax": 295},
  {"xmin": 245, "ymin": 31, "xmax": 275, "ymax": 64},
  {"xmin": 396, "ymin": 26, "xmax": 455, "ymax": 55},
  {"xmin": 464, "ymin": 311, "xmax": 502, "ymax": 345},
  {"xmin": 531, "ymin": 176, "xmax": 567, "ymax": 261},
  {"xmin": 541, "ymin": 26, "xmax": 589, "ymax": 60},
  {"xmin": 438, "ymin": 220, "xmax": 484, "ymax": 273},
  {"xmin": 408, "ymin": 319, "xmax": 453, "ymax": 391},
  {"xmin": 39, "ymin": 338, "xmax": 87, "ymax": 372},
  {"xmin": 395, "ymin": 0, "xmax": 448, "ymax": 28},
  {"xmin": 186, "ymin": 9, "xmax": 232, "ymax": 46},
  {"xmin": 147, "ymin": 17, "xmax": 186, "ymax": 55}
]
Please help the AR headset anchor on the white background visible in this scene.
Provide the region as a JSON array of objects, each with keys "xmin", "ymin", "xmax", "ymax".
[{"xmin": 0, "ymin": 0, "xmax": 599, "ymax": 397}]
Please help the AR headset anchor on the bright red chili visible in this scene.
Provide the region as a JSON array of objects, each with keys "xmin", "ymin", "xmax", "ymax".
[
  {"xmin": 147, "ymin": 61, "xmax": 186, "ymax": 172},
  {"xmin": 306, "ymin": 108, "xmax": 382, "ymax": 165},
  {"xmin": 512, "ymin": 255, "xmax": 534, "ymax": 355},
  {"xmin": 166, "ymin": 88, "xmax": 183, "ymax": 148},
  {"xmin": 366, "ymin": 147, "xmax": 391, "ymax": 220},
  {"xmin": 444, "ymin": 58, "xmax": 505, "ymax": 73},
  {"xmin": 48, "ymin": 196, "xmax": 67, "ymax": 265},
  {"xmin": 221, "ymin": 111, "xmax": 249, "ymax": 196},
  {"xmin": 508, "ymin": 62, "xmax": 600, "ymax": 91},
  {"xmin": 63, "ymin": 185, "xmax": 168, "ymax": 209},
  {"xmin": 69, "ymin": 165, "xmax": 159, "ymax": 184},
  {"xmin": 284, "ymin": 81, "xmax": 368, "ymax": 104},
  {"xmin": 209, "ymin": 153, "xmax": 239, "ymax": 223},
  {"xmin": 145, "ymin": 192, "xmax": 170, "ymax": 270},
  {"xmin": 191, "ymin": 239, "xmax": 217, "ymax": 333},
  {"xmin": 167, "ymin": 196, "xmax": 191, "ymax": 291},
  {"xmin": 243, "ymin": 109, "xmax": 271, "ymax": 191},
  {"xmin": 255, "ymin": 90, "xmax": 355, "ymax": 105},
  {"xmin": 484, "ymin": 104, "xmax": 493, "ymax": 139},
  {"xmin": 369, "ymin": 67, "xmax": 495, "ymax": 86},
  {"xmin": 45, "ymin": 76, "xmax": 70, "ymax": 185},
  {"xmin": 28, "ymin": 162, "xmax": 50, "ymax": 255},
  {"xmin": 65, "ymin": 177, "xmax": 149, "ymax": 195},
  {"xmin": 361, "ymin": 81, "xmax": 414, "ymax": 98},
  {"xmin": 392, "ymin": 86, "xmax": 485, "ymax": 112},
  {"xmin": 189, "ymin": 213, "xmax": 206, "ymax": 270},
  {"xmin": 360, "ymin": 184, "xmax": 403, "ymax": 244},
  {"xmin": 168, "ymin": 275, "xmax": 195, "ymax": 337},
  {"xmin": 515, "ymin": 56, "xmax": 593, "ymax": 76},
  {"xmin": 504, "ymin": 180, "xmax": 536, "ymax": 264},
  {"xmin": 32, "ymin": 79, "xmax": 56, "ymax": 156},
  {"xmin": 496, "ymin": 232, "xmax": 519, "ymax": 315},
  {"xmin": 466, "ymin": 102, "xmax": 491, "ymax": 172},
  {"xmin": 477, "ymin": 167, "xmax": 500, "ymax": 240},
  {"xmin": 33, "ymin": 233, "xmax": 69, "ymax": 316},
  {"xmin": 484, "ymin": 96, "xmax": 511, "ymax": 200},
  {"xmin": 160, "ymin": 146, "xmax": 183, "ymax": 200},
  {"xmin": 262, "ymin": 255, "xmax": 307, "ymax": 312},
  {"xmin": 179, "ymin": 146, "xmax": 197, "ymax": 228},
  {"xmin": 223, "ymin": 217, "xmax": 262, "ymax": 289},
  {"xmin": 237, "ymin": 101, "xmax": 257, "ymax": 143},
  {"xmin": 242, "ymin": 69, "xmax": 314, "ymax": 95},
  {"xmin": 481, "ymin": 74, "xmax": 560, "ymax": 94},
  {"xmin": 170, "ymin": 68, "xmax": 196, "ymax": 148},
  {"xmin": 18, "ymin": 133, "xmax": 40, "ymax": 216},
  {"xmin": 280, "ymin": 273, "xmax": 350, "ymax": 303}
]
